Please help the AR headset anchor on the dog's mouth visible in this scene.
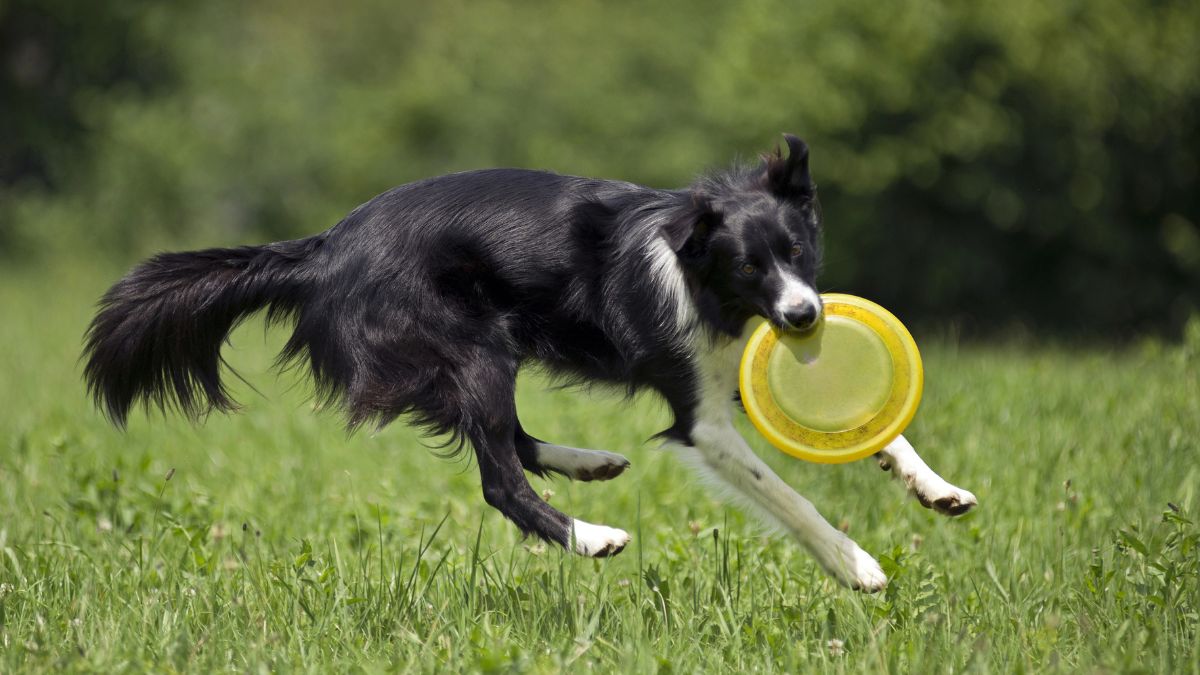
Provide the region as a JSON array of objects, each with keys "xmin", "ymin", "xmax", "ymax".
[
  {"xmin": 776, "ymin": 320, "xmax": 822, "ymax": 336},
  {"xmin": 763, "ymin": 298, "xmax": 824, "ymax": 335},
  {"xmin": 767, "ymin": 312, "xmax": 823, "ymax": 336}
]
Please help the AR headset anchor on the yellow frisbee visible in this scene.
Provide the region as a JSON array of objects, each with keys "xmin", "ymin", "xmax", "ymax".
[{"xmin": 739, "ymin": 293, "xmax": 923, "ymax": 464}]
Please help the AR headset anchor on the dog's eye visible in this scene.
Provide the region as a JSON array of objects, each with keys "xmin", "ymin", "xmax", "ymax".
[
  {"xmin": 739, "ymin": 263, "xmax": 757, "ymax": 276},
  {"xmin": 789, "ymin": 243, "xmax": 803, "ymax": 258}
]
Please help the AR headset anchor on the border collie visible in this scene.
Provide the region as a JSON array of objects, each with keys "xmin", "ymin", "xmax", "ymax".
[{"xmin": 83, "ymin": 135, "xmax": 976, "ymax": 591}]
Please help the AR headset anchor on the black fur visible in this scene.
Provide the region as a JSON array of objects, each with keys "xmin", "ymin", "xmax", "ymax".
[{"xmin": 83, "ymin": 134, "xmax": 823, "ymax": 550}]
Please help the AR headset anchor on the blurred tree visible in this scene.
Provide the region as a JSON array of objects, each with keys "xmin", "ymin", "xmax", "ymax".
[
  {"xmin": 0, "ymin": 0, "xmax": 177, "ymax": 249},
  {"xmin": 700, "ymin": 0, "xmax": 1200, "ymax": 333},
  {"xmin": 3, "ymin": 0, "xmax": 1198, "ymax": 336}
]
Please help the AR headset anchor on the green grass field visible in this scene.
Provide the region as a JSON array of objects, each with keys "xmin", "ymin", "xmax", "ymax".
[{"xmin": 2, "ymin": 267, "xmax": 1198, "ymax": 673}]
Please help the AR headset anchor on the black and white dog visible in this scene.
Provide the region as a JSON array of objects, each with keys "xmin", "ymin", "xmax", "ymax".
[{"xmin": 83, "ymin": 135, "xmax": 975, "ymax": 591}]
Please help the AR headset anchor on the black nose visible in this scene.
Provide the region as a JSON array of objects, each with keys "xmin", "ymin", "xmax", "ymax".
[{"xmin": 782, "ymin": 304, "xmax": 820, "ymax": 331}]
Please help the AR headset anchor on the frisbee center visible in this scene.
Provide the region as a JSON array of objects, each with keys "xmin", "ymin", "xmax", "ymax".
[{"xmin": 766, "ymin": 316, "xmax": 893, "ymax": 432}]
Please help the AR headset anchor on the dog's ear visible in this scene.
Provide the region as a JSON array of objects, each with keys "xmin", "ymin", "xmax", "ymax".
[
  {"xmin": 761, "ymin": 134, "xmax": 814, "ymax": 199},
  {"xmin": 660, "ymin": 194, "xmax": 717, "ymax": 258}
]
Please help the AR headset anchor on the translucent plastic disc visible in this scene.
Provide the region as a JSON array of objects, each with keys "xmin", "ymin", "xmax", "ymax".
[{"xmin": 739, "ymin": 294, "xmax": 923, "ymax": 464}]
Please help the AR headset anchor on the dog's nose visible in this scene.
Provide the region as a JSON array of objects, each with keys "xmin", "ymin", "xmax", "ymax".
[{"xmin": 781, "ymin": 304, "xmax": 821, "ymax": 332}]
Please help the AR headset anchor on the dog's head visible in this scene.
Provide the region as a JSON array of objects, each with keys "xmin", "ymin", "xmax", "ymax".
[{"xmin": 665, "ymin": 134, "xmax": 824, "ymax": 335}]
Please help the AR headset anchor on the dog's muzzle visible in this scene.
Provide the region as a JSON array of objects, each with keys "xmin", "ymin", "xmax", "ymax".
[{"xmin": 779, "ymin": 303, "xmax": 822, "ymax": 333}]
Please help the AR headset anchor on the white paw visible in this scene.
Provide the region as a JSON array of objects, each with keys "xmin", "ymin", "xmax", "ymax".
[
  {"xmin": 878, "ymin": 437, "xmax": 978, "ymax": 517},
  {"xmin": 538, "ymin": 444, "xmax": 631, "ymax": 482},
  {"xmin": 569, "ymin": 520, "xmax": 631, "ymax": 558},
  {"xmin": 812, "ymin": 535, "xmax": 888, "ymax": 592},
  {"xmin": 913, "ymin": 478, "xmax": 978, "ymax": 516}
]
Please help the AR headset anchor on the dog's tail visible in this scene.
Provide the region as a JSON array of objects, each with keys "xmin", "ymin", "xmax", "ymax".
[{"xmin": 82, "ymin": 236, "xmax": 325, "ymax": 427}]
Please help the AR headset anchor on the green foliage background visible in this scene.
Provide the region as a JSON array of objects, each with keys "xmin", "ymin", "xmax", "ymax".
[{"xmin": 3, "ymin": 0, "xmax": 1199, "ymax": 334}]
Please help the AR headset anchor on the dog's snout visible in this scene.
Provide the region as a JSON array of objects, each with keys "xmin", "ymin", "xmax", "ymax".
[
  {"xmin": 772, "ymin": 274, "xmax": 823, "ymax": 333},
  {"xmin": 781, "ymin": 303, "xmax": 821, "ymax": 332}
]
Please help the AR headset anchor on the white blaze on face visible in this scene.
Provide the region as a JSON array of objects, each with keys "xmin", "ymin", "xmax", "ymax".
[{"xmin": 774, "ymin": 266, "xmax": 822, "ymax": 323}]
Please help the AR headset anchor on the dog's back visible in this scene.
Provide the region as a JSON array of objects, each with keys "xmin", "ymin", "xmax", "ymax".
[{"xmin": 83, "ymin": 168, "xmax": 686, "ymax": 433}]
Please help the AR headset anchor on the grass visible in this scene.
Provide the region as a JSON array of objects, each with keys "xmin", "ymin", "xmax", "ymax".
[{"xmin": 1, "ymin": 264, "xmax": 1198, "ymax": 673}]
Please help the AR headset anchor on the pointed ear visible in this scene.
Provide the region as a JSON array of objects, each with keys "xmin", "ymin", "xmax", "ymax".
[
  {"xmin": 761, "ymin": 134, "xmax": 813, "ymax": 198},
  {"xmin": 660, "ymin": 194, "xmax": 716, "ymax": 255}
]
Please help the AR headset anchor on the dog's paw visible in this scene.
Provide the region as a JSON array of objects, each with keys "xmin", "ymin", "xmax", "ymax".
[
  {"xmin": 913, "ymin": 480, "xmax": 978, "ymax": 517},
  {"xmin": 570, "ymin": 520, "xmax": 631, "ymax": 558},
  {"xmin": 812, "ymin": 535, "xmax": 888, "ymax": 593},
  {"xmin": 539, "ymin": 444, "xmax": 630, "ymax": 482},
  {"xmin": 572, "ymin": 452, "xmax": 631, "ymax": 482}
]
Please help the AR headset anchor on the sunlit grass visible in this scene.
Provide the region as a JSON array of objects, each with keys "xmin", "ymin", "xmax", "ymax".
[{"xmin": 1, "ymin": 268, "xmax": 1198, "ymax": 672}]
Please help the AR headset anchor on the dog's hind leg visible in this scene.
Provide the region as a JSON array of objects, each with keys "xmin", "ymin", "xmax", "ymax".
[
  {"xmin": 513, "ymin": 422, "xmax": 630, "ymax": 482},
  {"xmin": 874, "ymin": 434, "xmax": 977, "ymax": 516},
  {"xmin": 537, "ymin": 443, "xmax": 631, "ymax": 482},
  {"xmin": 459, "ymin": 361, "xmax": 630, "ymax": 557}
]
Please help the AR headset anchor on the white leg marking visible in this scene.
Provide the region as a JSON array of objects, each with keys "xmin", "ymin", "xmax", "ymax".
[
  {"xmin": 672, "ymin": 330, "xmax": 887, "ymax": 592},
  {"xmin": 536, "ymin": 443, "xmax": 630, "ymax": 481},
  {"xmin": 672, "ymin": 430, "xmax": 886, "ymax": 591},
  {"xmin": 876, "ymin": 435, "xmax": 977, "ymax": 516},
  {"xmin": 570, "ymin": 519, "xmax": 631, "ymax": 557}
]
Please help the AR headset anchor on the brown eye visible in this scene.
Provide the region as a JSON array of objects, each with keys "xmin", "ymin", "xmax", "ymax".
[
  {"xmin": 740, "ymin": 263, "xmax": 757, "ymax": 276},
  {"xmin": 789, "ymin": 243, "xmax": 803, "ymax": 258}
]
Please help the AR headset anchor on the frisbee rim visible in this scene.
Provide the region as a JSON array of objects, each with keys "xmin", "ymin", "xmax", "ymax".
[{"xmin": 738, "ymin": 293, "xmax": 923, "ymax": 464}]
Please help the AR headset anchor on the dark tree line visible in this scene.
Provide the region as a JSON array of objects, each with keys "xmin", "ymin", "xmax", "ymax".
[{"xmin": 3, "ymin": 0, "xmax": 1197, "ymax": 337}]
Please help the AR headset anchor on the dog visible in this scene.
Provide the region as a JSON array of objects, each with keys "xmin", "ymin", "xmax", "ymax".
[{"xmin": 83, "ymin": 135, "xmax": 976, "ymax": 591}]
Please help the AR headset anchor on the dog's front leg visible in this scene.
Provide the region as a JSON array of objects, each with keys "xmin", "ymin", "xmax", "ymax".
[
  {"xmin": 674, "ymin": 420, "xmax": 888, "ymax": 592},
  {"xmin": 875, "ymin": 434, "xmax": 977, "ymax": 516}
]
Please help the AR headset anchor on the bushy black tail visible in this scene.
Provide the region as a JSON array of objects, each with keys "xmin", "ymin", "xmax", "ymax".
[{"xmin": 83, "ymin": 236, "xmax": 324, "ymax": 427}]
